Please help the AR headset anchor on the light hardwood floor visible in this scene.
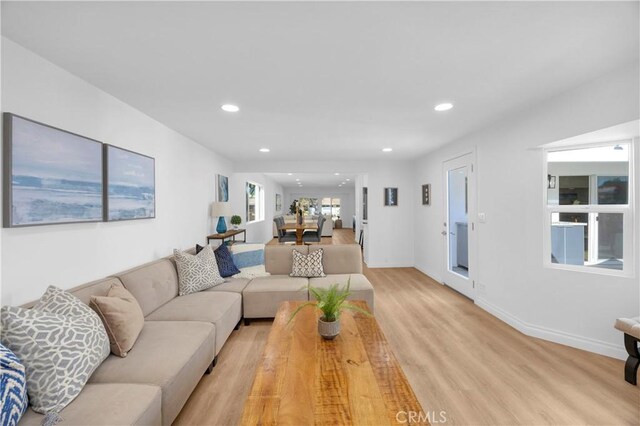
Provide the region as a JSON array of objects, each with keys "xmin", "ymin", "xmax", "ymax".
[{"xmin": 174, "ymin": 229, "xmax": 640, "ymax": 425}]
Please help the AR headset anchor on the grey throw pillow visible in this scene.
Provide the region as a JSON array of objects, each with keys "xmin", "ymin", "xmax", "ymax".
[
  {"xmin": 0, "ymin": 286, "xmax": 110, "ymax": 414},
  {"xmin": 290, "ymin": 249, "xmax": 326, "ymax": 278},
  {"xmin": 174, "ymin": 246, "xmax": 225, "ymax": 296}
]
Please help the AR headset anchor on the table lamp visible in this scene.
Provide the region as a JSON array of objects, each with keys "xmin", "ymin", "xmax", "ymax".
[{"xmin": 211, "ymin": 202, "xmax": 232, "ymax": 234}]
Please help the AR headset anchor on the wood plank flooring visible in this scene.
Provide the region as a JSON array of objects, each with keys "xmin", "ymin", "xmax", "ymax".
[{"xmin": 174, "ymin": 229, "xmax": 640, "ymax": 425}]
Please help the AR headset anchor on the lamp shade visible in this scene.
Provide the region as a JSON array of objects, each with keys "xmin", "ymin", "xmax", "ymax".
[{"xmin": 211, "ymin": 202, "xmax": 232, "ymax": 217}]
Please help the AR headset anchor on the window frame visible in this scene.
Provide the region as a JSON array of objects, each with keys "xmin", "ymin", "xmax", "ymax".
[
  {"xmin": 245, "ymin": 181, "xmax": 265, "ymax": 224},
  {"xmin": 542, "ymin": 140, "xmax": 635, "ymax": 277}
]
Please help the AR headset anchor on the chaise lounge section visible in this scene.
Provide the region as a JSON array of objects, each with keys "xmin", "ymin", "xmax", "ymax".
[{"xmin": 242, "ymin": 244, "xmax": 374, "ymax": 324}]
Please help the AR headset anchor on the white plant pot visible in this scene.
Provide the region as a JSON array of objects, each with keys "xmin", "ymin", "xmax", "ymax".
[{"xmin": 318, "ymin": 317, "xmax": 340, "ymax": 340}]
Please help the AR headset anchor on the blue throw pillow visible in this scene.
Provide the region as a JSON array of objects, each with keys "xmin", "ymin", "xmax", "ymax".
[
  {"xmin": 0, "ymin": 343, "xmax": 28, "ymax": 426},
  {"xmin": 195, "ymin": 244, "xmax": 241, "ymax": 278}
]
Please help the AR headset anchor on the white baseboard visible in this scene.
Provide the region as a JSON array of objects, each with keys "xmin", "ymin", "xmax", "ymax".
[
  {"xmin": 365, "ymin": 261, "xmax": 415, "ymax": 268},
  {"xmin": 475, "ymin": 297, "xmax": 627, "ymax": 360},
  {"xmin": 413, "ymin": 264, "xmax": 443, "ymax": 284}
]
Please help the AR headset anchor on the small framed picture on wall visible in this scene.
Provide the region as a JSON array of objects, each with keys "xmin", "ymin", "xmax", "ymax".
[
  {"xmin": 384, "ymin": 187, "xmax": 398, "ymax": 206},
  {"xmin": 422, "ymin": 184, "xmax": 431, "ymax": 205}
]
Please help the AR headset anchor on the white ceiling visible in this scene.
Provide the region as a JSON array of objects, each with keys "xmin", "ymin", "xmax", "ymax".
[
  {"xmin": 265, "ymin": 173, "xmax": 356, "ymax": 189},
  {"xmin": 2, "ymin": 2, "xmax": 638, "ymax": 162}
]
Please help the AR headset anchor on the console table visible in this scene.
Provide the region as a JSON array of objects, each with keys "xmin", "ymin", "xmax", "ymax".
[{"xmin": 206, "ymin": 228, "xmax": 246, "ymax": 245}]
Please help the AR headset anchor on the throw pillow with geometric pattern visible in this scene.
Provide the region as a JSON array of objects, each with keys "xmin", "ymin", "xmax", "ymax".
[
  {"xmin": 0, "ymin": 286, "xmax": 110, "ymax": 415},
  {"xmin": 174, "ymin": 245, "xmax": 225, "ymax": 296},
  {"xmin": 195, "ymin": 244, "xmax": 241, "ymax": 277},
  {"xmin": 0, "ymin": 343, "xmax": 28, "ymax": 426},
  {"xmin": 290, "ymin": 248, "xmax": 326, "ymax": 278}
]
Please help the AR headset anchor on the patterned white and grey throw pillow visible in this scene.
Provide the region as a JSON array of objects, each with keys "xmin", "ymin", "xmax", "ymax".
[
  {"xmin": 0, "ymin": 286, "xmax": 110, "ymax": 415},
  {"xmin": 174, "ymin": 246, "xmax": 225, "ymax": 296},
  {"xmin": 290, "ymin": 249, "xmax": 326, "ymax": 278}
]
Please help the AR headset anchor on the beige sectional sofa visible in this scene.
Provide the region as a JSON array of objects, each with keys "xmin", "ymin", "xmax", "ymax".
[{"xmin": 16, "ymin": 244, "xmax": 372, "ymax": 426}]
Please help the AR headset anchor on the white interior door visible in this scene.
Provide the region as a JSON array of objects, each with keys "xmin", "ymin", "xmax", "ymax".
[{"xmin": 442, "ymin": 152, "xmax": 476, "ymax": 299}]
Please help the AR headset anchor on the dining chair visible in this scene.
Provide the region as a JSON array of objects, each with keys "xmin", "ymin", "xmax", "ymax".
[
  {"xmin": 275, "ymin": 217, "xmax": 296, "ymax": 243},
  {"xmin": 302, "ymin": 215, "xmax": 325, "ymax": 244}
]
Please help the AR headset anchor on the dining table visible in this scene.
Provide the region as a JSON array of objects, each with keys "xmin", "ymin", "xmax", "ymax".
[{"xmin": 279, "ymin": 222, "xmax": 318, "ymax": 245}]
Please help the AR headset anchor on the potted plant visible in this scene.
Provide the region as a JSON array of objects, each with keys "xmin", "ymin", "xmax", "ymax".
[
  {"xmin": 230, "ymin": 215, "xmax": 242, "ymax": 229},
  {"xmin": 288, "ymin": 277, "xmax": 372, "ymax": 340}
]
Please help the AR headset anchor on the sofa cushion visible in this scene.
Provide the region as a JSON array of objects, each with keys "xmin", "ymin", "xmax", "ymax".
[
  {"xmin": 242, "ymin": 276, "xmax": 309, "ymax": 318},
  {"xmin": 18, "ymin": 383, "xmax": 161, "ymax": 426},
  {"xmin": 1, "ymin": 287, "xmax": 109, "ymax": 414},
  {"xmin": 264, "ymin": 245, "xmax": 308, "ymax": 275},
  {"xmin": 308, "ymin": 245, "xmax": 363, "ymax": 274},
  {"xmin": 205, "ymin": 277, "xmax": 250, "ymax": 294},
  {"xmin": 88, "ymin": 321, "xmax": 214, "ymax": 426},
  {"xmin": 174, "ymin": 247, "xmax": 224, "ymax": 296},
  {"xmin": 145, "ymin": 292, "xmax": 241, "ymax": 355},
  {"xmin": 68, "ymin": 277, "xmax": 126, "ymax": 307},
  {"xmin": 309, "ymin": 274, "xmax": 374, "ymax": 313},
  {"xmin": 290, "ymin": 249, "xmax": 326, "ymax": 278},
  {"xmin": 90, "ymin": 283, "xmax": 145, "ymax": 357},
  {"xmin": 115, "ymin": 259, "xmax": 179, "ymax": 317}
]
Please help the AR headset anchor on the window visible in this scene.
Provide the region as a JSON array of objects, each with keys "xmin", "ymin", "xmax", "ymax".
[
  {"xmin": 545, "ymin": 142, "xmax": 634, "ymax": 275},
  {"xmin": 246, "ymin": 182, "xmax": 264, "ymax": 223},
  {"xmin": 321, "ymin": 197, "xmax": 341, "ymax": 220}
]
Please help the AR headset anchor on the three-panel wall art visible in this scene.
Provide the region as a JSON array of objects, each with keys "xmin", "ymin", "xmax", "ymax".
[{"xmin": 2, "ymin": 113, "xmax": 155, "ymax": 228}]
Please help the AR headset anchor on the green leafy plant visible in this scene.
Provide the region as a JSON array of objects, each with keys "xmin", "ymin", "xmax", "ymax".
[
  {"xmin": 230, "ymin": 215, "xmax": 242, "ymax": 226},
  {"xmin": 288, "ymin": 277, "xmax": 372, "ymax": 323},
  {"xmin": 289, "ymin": 200, "xmax": 298, "ymax": 215}
]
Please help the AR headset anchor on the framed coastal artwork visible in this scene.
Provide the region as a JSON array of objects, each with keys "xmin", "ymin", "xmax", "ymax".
[
  {"xmin": 104, "ymin": 145, "xmax": 155, "ymax": 221},
  {"xmin": 275, "ymin": 193, "xmax": 282, "ymax": 212},
  {"xmin": 217, "ymin": 174, "xmax": 229, "ymax": 202},
  {"xmin": 384, "ymin": 187, "xmax": 398, "ymax": 206},
  {"xmin": 3, "ymin": 113, "xmax": 104, "ymax": 227}
]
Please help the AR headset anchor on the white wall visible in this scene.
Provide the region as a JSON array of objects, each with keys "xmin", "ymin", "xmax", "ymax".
[
  {"xmin": 229, "ymin": 172, "xmax": 283, "ymax": 244},
  {"xmin": 364, "ymin": 162, "xmax": 415, "ymax": 267},
  {"xmin": 283, "ymin": 186, "xmax": 356, "ymax": 228},
  {"xmin": 413, "ymin": 61, "xmax": 640, "ymax": 359},
  {"xmin": 1, "ymin": 38, "xmax": 233, "ymax": 305}
]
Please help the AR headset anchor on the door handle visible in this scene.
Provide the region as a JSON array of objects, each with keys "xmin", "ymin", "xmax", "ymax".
[{"xmin": 441, "ymin": 231, "xmax": 447, "ymax": 236}]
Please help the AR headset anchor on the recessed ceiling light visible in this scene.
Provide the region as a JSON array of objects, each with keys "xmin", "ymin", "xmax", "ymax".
[
  {"xmin": 382, "ymin": 148, "xmax": 393, "ymax": 152},
  {"xmin": 434, "ymin": 103, "xmax": 453, "ymax": 112},
  {"xmin": 341, "ymin": 182, "xmax": 346, "ymax": 185},
  {"xmin": 287, "ymin": 173, "xmax": 293, "ymax": 176},
  {"xmin": 338, "ymin": 185, "xmax": 342, "ymax": 187},
  {"xmin": 221, "ymin": 104, "xmax": 239, "ymax": 112},
  {"xmin": 295, "ymin": 178, "xmax": 300, "ymax": 181},
  {"xmin": 259, "ymin": 148, "xmax": 270, "ymax": 153},
  {"xmin": 334, "ymin": 173, "xmax": 340, "ymax": 176},
  {"xmin": 346, "ymin": 178, "xmax": 350, "ymax": 181}
]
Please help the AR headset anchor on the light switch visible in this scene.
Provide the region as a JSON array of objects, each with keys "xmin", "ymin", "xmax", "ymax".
[{"xmin": 478, "ymin": 213, "xmax": 486, "ymax": 223}]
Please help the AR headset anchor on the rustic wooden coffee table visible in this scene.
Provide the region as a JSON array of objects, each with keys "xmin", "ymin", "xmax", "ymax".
[{"xmin": 240, "ymin": 301, "xmax": 427, "ymax": 425}]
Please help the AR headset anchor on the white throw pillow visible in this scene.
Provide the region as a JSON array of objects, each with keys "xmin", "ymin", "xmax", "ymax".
[
  {"xmin": 174, "ymin": 246, "xmax": 225, "ymax": 295},
  {"xmin": 290, "ymin": 248, "xmax": 326, "ymax": 278},
  {"xmin": 0, "ymin": 286, "xmax": 110, "ymax": 414}
]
